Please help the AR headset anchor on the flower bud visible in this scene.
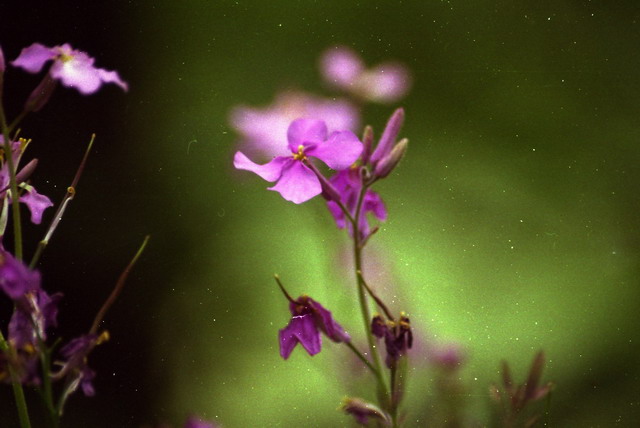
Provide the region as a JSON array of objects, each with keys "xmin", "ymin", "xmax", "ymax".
[
  {"xmin": 361, "ymin": 125, "xmax": 373, "ymax": 164},
  {"xmin": 370, "ymin": 107, "xmax": 404, "ymax": 165},
  {"xmin": 25, "ymin": 74, "xmax": 57, "ymax": 113},
  {"xmin": 373, "ymin": 138, "xmax": 408, "ymax": 179}
]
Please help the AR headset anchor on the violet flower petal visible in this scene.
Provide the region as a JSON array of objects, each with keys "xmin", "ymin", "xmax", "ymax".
[
  {"xmin": 12, "ymin": 43, "xmax": 55, "ymax": 73},
  {"xmin": 279, "ymin": 314, "xmax": 321, "ymax": 359},
  {"xmin": 307, "ymin": 131, "xmax": 362, "ymax": 171},
  {"xmin": 233, "ymin": 152, "xmax": 289, "ymax": 182},
  {"xmin": 0, "ymin": 251, "xmax": 41, "ymax": 300},
  {"xmin": 268, "ymin": 161, "xmax": 321, "ymax": 204},
  {"xmin": 309, "ymin": 298, "xmax": 350, "ymax": 343},
  {"xmin": 286, "ymin": 118, "xmax": 327, "ymax": 151},
  {"xmin": 19, "ymin": 185, "xmax": 54, "ymax": 224}
]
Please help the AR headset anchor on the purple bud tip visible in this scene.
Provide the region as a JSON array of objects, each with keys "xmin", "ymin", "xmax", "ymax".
[
  {"xmin": 373, "ymin": 138, "xmax": 408, "ymax": 179},
  {"xmin": 370, "ymin": 107, "xmax": 405, "ymax": 165}
]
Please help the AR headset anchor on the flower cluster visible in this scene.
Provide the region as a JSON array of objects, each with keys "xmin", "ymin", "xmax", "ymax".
[
  {"xmin": 0, "ymin": 42, "xmax": 140, "ymax": 427},
  {"xmin": 231, "ymin": 45, "xmax": 552, "ymax": 427}
]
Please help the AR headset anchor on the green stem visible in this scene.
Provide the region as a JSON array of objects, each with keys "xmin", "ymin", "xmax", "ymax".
[
  {"xmin": 349, "ymin": 183, "xmax": 389, "ymax": 409},
  {"xmin": 0, "ymin": 95, "xmax": 23, "ymax": 261},
  {"xmin": 39, "ymin": 345, "xmax": 58, "ymax": 428},
  {"xmin": 0, "ymin": 331, "xmax": 32, "ymax": 428},
  {"xmin": 345, "ymin": 341, "xmax": 379, "ymax": 377}
]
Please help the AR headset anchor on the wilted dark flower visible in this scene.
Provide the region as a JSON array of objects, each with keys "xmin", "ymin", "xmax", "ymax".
[{"xmin": 371, "ymin": 313, "xmax": 413, "ymax": 368}]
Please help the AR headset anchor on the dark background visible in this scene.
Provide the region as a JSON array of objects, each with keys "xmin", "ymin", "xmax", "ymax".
[{"xmin": 0, "ymin": 1, "xmax": 639, "ymax": 426}]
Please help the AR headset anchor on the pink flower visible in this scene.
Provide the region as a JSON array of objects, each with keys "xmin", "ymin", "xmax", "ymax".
[
  {"xmin": 12, "ymin": 43, "xmax": 128, "ymax": 94},
  {"xmin": 230, "ymin": 91, "xmax": 359, "ymax": 158},
  {"xmin": 320, "ymin": 46, "xmax": 411, "ymax": 103},
  {"xmin": 233, "ymin": 118, "xmax": 362, "ymax": 204}
]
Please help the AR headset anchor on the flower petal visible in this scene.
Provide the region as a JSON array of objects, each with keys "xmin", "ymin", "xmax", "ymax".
[
  {"xmin": 279, "ymin": 314, "xmax": 321, "ymax": 359},
  {"xmin": 286, "ymin": 118, "xmax": 327, "ymax": 152},
  {"xmin": 12, "ymin": 43, "xmax": 55, "ymax": 73},
  {"xmin": 268, "ymin": 161, "xmax": 321, "ymax": 204},
  {"xmin": 50, "ymin": 56, "xmax": 102, "ymax": 94},
  {"xmin": 309, "ymin": 298, "xmax": 350, "ymax": 343},
  {"xmin": 19, "ymin": 185, "xmax": 53, "ymax": 224},
  {"xmin": 307, "ymin": 130, "xmax": 362, "ymax": 170},
  {"xmin": 233, "ymin": 152, "xmax": 288, "ymax": 182},
  {"xmin": 97, "ymin": 68, "xmax": 129, "ymax": 92}
]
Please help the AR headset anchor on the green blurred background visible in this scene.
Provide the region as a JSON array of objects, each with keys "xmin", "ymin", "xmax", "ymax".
[{"xmin": 1, "ymin": 1, "xmax": 639, "ymax": 426}]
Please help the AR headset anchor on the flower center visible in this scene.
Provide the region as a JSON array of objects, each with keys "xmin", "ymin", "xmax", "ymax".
[{"xmin": 292, "ymin": 145, "xmax": 306, "ymax": 161}]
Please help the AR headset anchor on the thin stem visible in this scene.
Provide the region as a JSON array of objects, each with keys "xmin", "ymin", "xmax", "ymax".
[
  {"xmin": 273, "ymin": 274, "xmax": 296, "ymax": 304},
  {"xmin": 345, "ymin": 341, "xmax": 378, "ymax": 376},
  {"xmin": 90, "ymin": 235, "xmax": 150, "ymax": 334},
  {"xmin": 30, "ymin": 134, "xmax": 96, "ymax": 269},
  {"xmin": 356, "ymin": 270, "xmax": 395, "ymax": 321},
  {"xmin": 0, "ymin": 330, "xmax": 32, "ymax": 428},
  {"xmin": 39, "ymin": 345, "xmax": 58, "ymax": 428},
  {"xmin": 0, "ymin": 101, "xmax": 23, "ymax": 260},
  {"xmin": 350, "ymin": 182, "xmax": 389, "ymax": 408}
]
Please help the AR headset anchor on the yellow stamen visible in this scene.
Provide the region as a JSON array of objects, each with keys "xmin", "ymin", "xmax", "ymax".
[{"xmin": 292, "ymin": 145, "xmax": 306, "ymax": 161}]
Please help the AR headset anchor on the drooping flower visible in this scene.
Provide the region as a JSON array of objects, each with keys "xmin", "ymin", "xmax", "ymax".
[
  {"xmin": 320, "ymin": 46, "xmax": 411, "ymax": 104},
  {"xmin": 0, "ymin": 249, "xmax": 41, "ymax": 300},
  {"xmin": 371, "ymin": 313, "xmax": 413, "ymax": 368},
  {"xmin": 0, "ymin": 250, "xmax": 60, "ymax": 384},
  {"xmin": 12, "ymin": 43, "xmax": 128, "ymax": 95},
  {"xmin": 326, "ymin": 167, "xmax": 387, "ymax": 240},
  {"xmin": 56, "ymin": 331, "xmax": 109, "ymax": 397},
  {"xmin": 234, "ymin": 118, "xmax": 362, "ymax": 204},
  {"xmin": 230, "ymin": 91, "xmax": 360, "ymax": 158},
  {"xmin": 279, "ymin": 295, "xmax": 350, "ymax": 359}
]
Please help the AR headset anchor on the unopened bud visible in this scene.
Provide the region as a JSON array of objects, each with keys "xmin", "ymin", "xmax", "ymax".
[
  {"xmin": 15, "ymin": 158, "xmax": 38, "ymax": 184},
  {"xmin": 373, "ymin": 138, "xmax": 408, "ymax": 179},
  {"xmin": 370, "ymin": 107, "xmax": 404, "ymax": 165},
  {"xmin": 361, "ymin": 125, "xmax": 373, "ymax": 164},
  {"xmin": 25, "ymin": 73, "xmax": 57, "ymax": 113}
]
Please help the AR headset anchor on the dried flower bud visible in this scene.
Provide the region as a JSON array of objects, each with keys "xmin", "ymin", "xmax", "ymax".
[{"xmin": 341, "ymin": 397, "xmax": 391, "ymax": 426}]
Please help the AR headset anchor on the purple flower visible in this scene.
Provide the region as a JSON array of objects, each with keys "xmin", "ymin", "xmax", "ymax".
[
  {"xmin": 320, "ymin": 46, "xmax": 411, "ymax": 104},
  {"xmin": 12, "ymin": 43, "xmax": 128, "ymax": 94},
  {"xmin": 0, "ymin": 139, "xmax": 53, "ymax": 230},
  {"xmin": 279, "ymin": 295, "xmax": 350, "ymax": 359},
  {"xmin": 57, "ymin": 332, "xmax": 109, "ymax": 397},
  {"xmin": 230, "ymin": 91, "xmax": 360, "ymax": 158},
  {"xmin": 326, "ymin": 168, "xmax": 387, "ymax": 240},
  {"xmin": 0, "ymin": 250, "xmax": 41, "ymax": 300},
  {"xmin": 234, "ymin": 118, "xmax": 363, "ymax": 204},
  {"xmin": 9, "ymin": 289, "xmax": 61, "ymax": 349}
]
